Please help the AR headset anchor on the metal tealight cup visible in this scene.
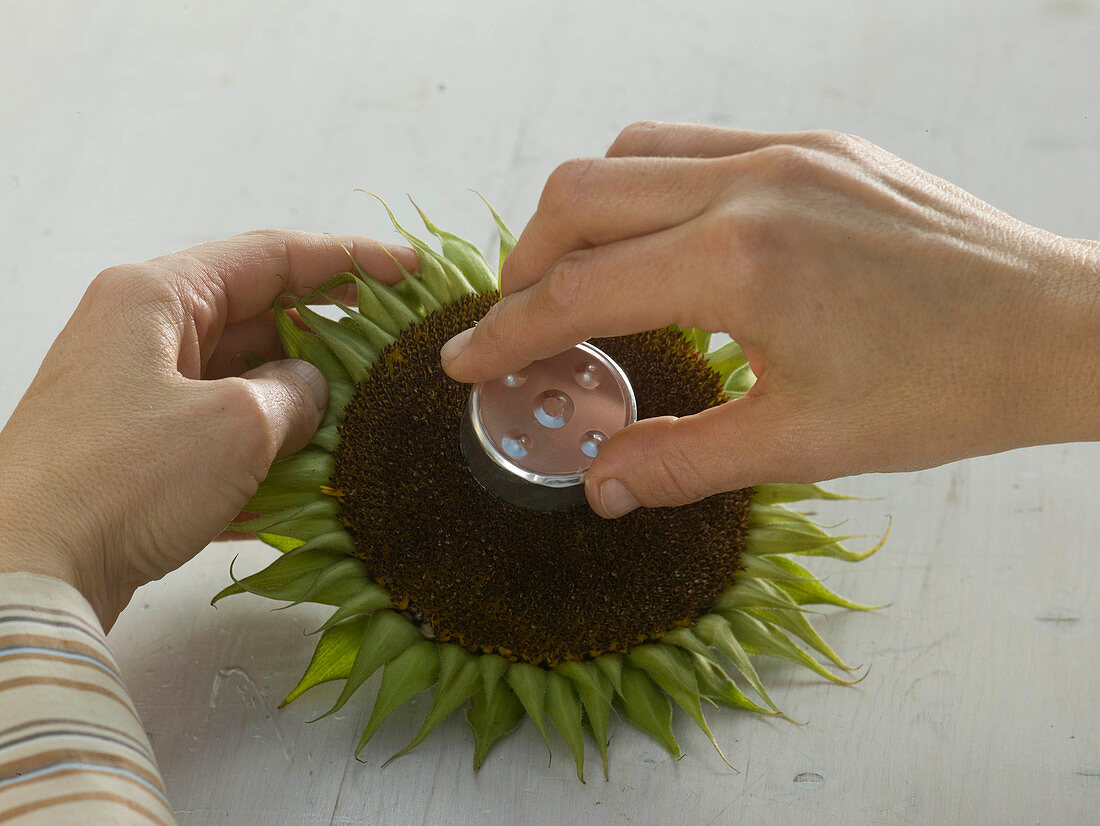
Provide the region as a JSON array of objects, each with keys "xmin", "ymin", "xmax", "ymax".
[{"xmin": 459, "ymin": 342, "xmax": 637, "ymax": 511}]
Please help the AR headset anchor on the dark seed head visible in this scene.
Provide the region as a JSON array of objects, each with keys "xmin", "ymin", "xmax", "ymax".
[{"xmin": 333, "ymin": 292, "xmax": 751, "ymax": 667}]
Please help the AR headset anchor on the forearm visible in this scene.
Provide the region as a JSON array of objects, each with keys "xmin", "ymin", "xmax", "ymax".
[{"xmin": 0, "ymin": 572, "xmax": 175, "ymax": 825}]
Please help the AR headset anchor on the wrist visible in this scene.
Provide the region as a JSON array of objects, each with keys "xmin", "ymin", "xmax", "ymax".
[
  {"xmin": 1017, "ymin": 236, "xmax": 1100, "ymax": 445},
  {"xmin": 0, "ymin": 514, "xmax": 120, "ymax": 630},
  {"xmin": 0, "ymin": 523, "xmax": 83, "ymax": 587}
]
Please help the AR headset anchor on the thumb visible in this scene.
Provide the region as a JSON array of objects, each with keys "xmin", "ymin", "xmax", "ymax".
[
  {"xmin": 238, "ymin": 358, "xmax": 329, "ymax": 460},
  {"xmin": 584, "ymin": 397, "xmax": 795, "ymax": 518}
]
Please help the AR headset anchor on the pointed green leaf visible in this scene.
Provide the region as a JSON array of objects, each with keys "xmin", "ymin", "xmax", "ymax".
[
  {"xmin": 466, "ymin": 684, "xmax": 524, "ymax": 770},
  {"xmin": 390, "ymin": 645, "xmax": 482, "ymax": 759},
  {"xmin": 769, "ymin": 556, "xmax": 878, "ymax": 610},
  {"xmin": 593, "ymin": 654, "xmax": 623, "ymax": 696},
  {"xmin": 693, "ymin": 614, "xmax": 781, "ymax": 713},
  {"xmin": 225, "ymin": 500, "xmax": 342, "ymax": 542},
  {"xmin": 326, "ymin": 235, "xmax": 421, "ymax": 334},
  {"xmin": 745, "ymin": 606, "xmax": 853, "ymax": 670},
  {"xmin": 323, "ymin": 376, "xmax": 356, "ymax": 422},
  {"xmin": 255, "ymin": 532, "xmax": 304, "ymax": 553},
  {"xmin": 362, "ymin": 192, "xmax": 460, "ymax": 302},
  {"xmin": 557, "ymin": 662, "xmax": 612, "ymax": 780},
  {"xmin": 375, "ymin": 244, "xmax": 443, "ymax": 316},
  {"xmin": 746, "ymin": 522, "xmax": 857, "ymax": 559},
  {"xmin": 352, "ymin": 275, "xmax": 420, "ymax": 334},
  {"xmin": 474, "ymin": 192, "xmax": 516, "ymax": 277},
  {"xmin": 295, "ymin": 530, "xmax": 355, "ymax": 556},
  {"xmin": 304, "ymin": 563, "xmax": 377, "ymax": 609},
  {"xmin": 316, "ymin": 610, "xmax": 424, "ymax": 720},
  {"xmin": 274, "ymin": 557, "xmax": 368, "ymax": 610},
  {"xmin": 505, "ymin": 663, "xmax": 550, "ymax": 753},
  {"xmin": 310, "ymin": 581, "xmax": 393, "ymax": 634},
  {"xmin": 311, "ymin": 423, "xmax": 340, "ymax": 452},
  {"xmin": 725, "ymin": 611, "xmax": 856, "ymax": 685},
  {"xmin": 705, "ymin": 341, "xmax": 748, "ymax": 383},
  {"xmin": 691, "ymin": 653, "xmax": 774, "ymax": 715},
  {"xmin": 281, "ymin": 616, "xmax": 371, "ymax": 706},
  {"xmin": 411, "ymin": 200, "xmax": 496, "ymax": 293},
  {"xmin": 211, "ymin": 546, "xmax": 343, "ymax": 605},
  {"xmin": 618, "ymin": 665, "xmax": 680, "ymax": 759},
  {"xmin": 545, "ymin": 672, "xmax": 585, "ymax": 782},
  {"xmin": 212, "ymin": 581, "xmax": 247, "ymax": 601},
  {"xmin": 356, "ymin": 641, "xmax": 440, "ymax": 756},
  {"xmin": 630, "ymin": 645, "xmax": 734, "ymax": 768},
  {"xmin": 479, "ymin": 654, "xmax": 509, "ymax": 704},
  {"xmin": 724, "ymin": 362, "xmax": 756, "ymax": 396},
  {"xmin": 274, "ymin": 303, "xmax": 349, "ymax": 383},
  {"xmin": 554, "ymin": 661, "xmax": 612, "ymax": 704},
  {"xmin": 626, "ymin": 645, "xmax": 698, "ymax": 696},
  {"xmin": 260, "ymin": 449, "xmax": 335, "ymax": 491},
  {"xmin": 738, "ymin": 552, "xmax": 813, "ymax": 581},
  {"xmin": 330, "ymin": 297, "xmax": 396, "ymax": 352},
  {"xmin": 243, "ymin": 493, "xmax": 330, "ymax": 525},
  {"xmin": 713, "ymin": 575, "xmax": 806, "ymax": 612},
  {"xmin": 680, "ymin": 326, "xmax": 711, "ymax": 354},
  {"xmin": 293, "ymin": 302, "xmax": 376, "ymax": 382},
  {"xmin": 747, "ymin": 502, "xmax": 818, "ymax": 528},
  {"xmin": 753, "ymin": 483, "xmax": 857, "ymax": 505},
  {"xmin": 659, "ymin": 627, "xmax": 711, "ymax": 658}
]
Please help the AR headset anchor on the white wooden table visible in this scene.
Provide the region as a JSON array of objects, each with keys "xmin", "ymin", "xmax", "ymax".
[{"xmin": 2, "ymin": 2, "xmax": 1098, "ymax": 823}]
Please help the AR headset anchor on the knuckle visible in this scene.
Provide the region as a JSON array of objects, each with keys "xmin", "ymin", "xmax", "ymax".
[
  {"xmin": 806, "ymin": 129, "xmax": 871, "ymax": 158},
  {"xmin": 540, "ymin": 157, "xmax": 597, "ymax": 213},
  {"xmin": 541, "ymin": 251, "xmax": 589, "ymax": 321},
  {"xmin": 699, "ymin": 209, "xmax": 773, "ymax": 271},
  {"xmin": 90, "ymin": 264, "xmax": 145, "ymax": 297},
  {"xmin": 607, "ymin": 120, "xmax": 663, "ymax": 156},
  {"xmin": 234, "ymin": 229, "xmax": 294, "ymax": 269},
  {"xmin": 751, "ymin": 144, "xmax": 822, "ymax": 182},
  {"xmin": 218, "ymin": 378, "xmax": 278, "ymax": 471},
  {"xmin": 808, "ymin": 129, "xmax": 851, "ymax": 151},
  {"xmin": 87, "ymin": 264, "xmax": 168, "ymax": 312},
  {"xmin": 238, "ymin": 227, "xmax": 292, "ymax": 244},
  {"xmin": 648, "ymin": 438, "xmax": 709, "ymax": 505},
  {"xmin": 468, "ymin": 301, "xmax": 517, "ymax": 355}
]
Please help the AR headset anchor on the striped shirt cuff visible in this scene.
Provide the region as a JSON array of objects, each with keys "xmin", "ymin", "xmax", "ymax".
[{"xmin": 0, "ymin": 573, "xmax": 176, "ymax": 825}]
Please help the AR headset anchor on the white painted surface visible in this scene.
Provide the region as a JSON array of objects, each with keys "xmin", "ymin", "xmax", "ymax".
[{"xmin": 1, "ymin": 1, "xmax": 1098, "ymax": 824}]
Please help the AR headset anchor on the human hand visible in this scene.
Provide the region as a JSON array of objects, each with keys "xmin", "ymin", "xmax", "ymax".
[
  {"xmin": 441, "ymin": 122, "xmax": 1100, "ymax": 517},
  {"xmin": 0, "ymin": 231, "xmax": 415, "ymax": 629}
]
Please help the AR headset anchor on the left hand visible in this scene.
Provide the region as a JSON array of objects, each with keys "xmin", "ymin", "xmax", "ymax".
[{"xmin": 0, "ymin": 230, "xmax": 415, "ymax": 630}]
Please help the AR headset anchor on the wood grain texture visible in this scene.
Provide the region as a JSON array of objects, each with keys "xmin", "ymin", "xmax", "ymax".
[{"xmin": 1, "ymin": 1, "xmax": 1098, "ymax": 823}]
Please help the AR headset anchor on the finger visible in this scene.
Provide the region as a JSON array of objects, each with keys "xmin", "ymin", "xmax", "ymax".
[
  {"xmin": 165, "ymin": 230, "xmax": 417, "ymax": 327},
  {"xmin": 201, "ymin": 279, "xmax": 363, "ymax": 379},
  {"xmin": 237, "ymin": 358, "xmax": 329, "ymax": 461},
  {"xmin": 606, "ymin": 120, "xmax": 820, "ymax": 160},
  {"xmin": 203, "ymin": 314, "xmax": 288, "ymax": 379},
  {"xmin": 501, "ymin": 156, "xmax": 737, "ymax": 294},
  {"xmin": 442, "ymin": 217, "xmax": 729, "ymax": 383},
  {"xmin": 583, "ymin": 398, "xmax": 802, "ymax": 517},
  {"xmin": 153, "ymin": 231, "xmax": 414, "ymax": 379}
]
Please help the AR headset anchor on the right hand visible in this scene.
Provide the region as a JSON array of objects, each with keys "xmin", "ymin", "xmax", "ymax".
[{"xmin": 441, "ymin": 121, "xmax": 1100, "ymax": 517}]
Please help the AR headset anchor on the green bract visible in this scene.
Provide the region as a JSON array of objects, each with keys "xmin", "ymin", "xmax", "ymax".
[{"xmin": 214, "ymin": 196, "xmax": 882, "ymax": 781}]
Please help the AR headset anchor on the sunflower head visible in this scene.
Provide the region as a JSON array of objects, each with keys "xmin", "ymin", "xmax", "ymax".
[{"xmin": 215, "ymin": 195, "xmax": 882, "ymax": 781}]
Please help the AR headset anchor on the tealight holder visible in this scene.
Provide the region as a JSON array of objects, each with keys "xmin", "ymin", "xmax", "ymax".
[{"xmin": 459, "ymin": 342, "xmax": 637, "ymax": 511}]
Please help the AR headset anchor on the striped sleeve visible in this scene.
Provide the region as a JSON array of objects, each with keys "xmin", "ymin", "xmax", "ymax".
[{"xmin": 0, "ymin": 573, "xmax": 176, "ymax": 825}]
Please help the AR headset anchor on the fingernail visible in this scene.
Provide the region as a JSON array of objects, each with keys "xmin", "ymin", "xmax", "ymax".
[
  {"xmin": 441, "ymin": 327, "xmax": 474, "ymax": 366},
  {"xmin": 282, "ymin": 358, "xmax": 328, "ymax": 412},
  {"xmin": 598, "ymin": 479, "xmax": 640, "ymax": 518}
]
